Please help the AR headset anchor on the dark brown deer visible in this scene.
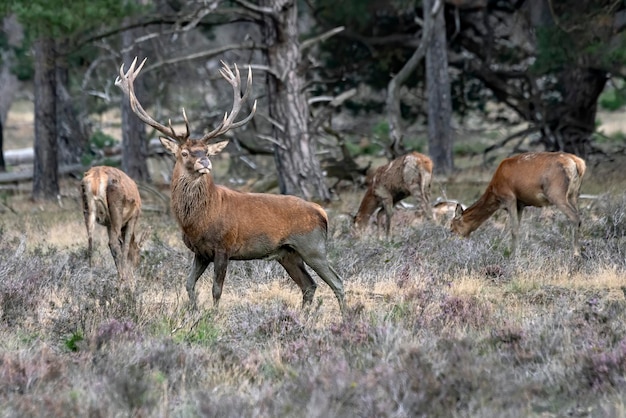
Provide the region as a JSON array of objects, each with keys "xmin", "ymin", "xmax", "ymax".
[
  {"xmin": 81, "ymin": 166, "xmax": 143, "ymax": 278},
  {"xmin": 115, "ymin": 57, "xmax": 346, "ymax": 314},
  {"xmin": 353, "ymin": 151, "xmax": 434, "ymax": 236},
  {"xmin": 450, "ymin": 152, "xmax": 586, "ymax": 256}
]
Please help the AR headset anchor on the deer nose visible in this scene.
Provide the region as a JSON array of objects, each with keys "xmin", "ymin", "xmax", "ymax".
[{"xmin": 195, "ymin": 157, "xmax": 212, "ymax": 174}]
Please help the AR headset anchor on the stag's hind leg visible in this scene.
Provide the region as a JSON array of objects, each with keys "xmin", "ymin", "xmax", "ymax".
[
  {"xmin": 552, "ymin": 200, "xmax": 582, "ymax": 257},
  {"xmin": 546, "ymin": 187, "xmax": 582, "ymax": 257},
  {"xmin": 107, "ymin": 204, "xmax": 126, "ymax": 278},
  {"xmin": 278, "ymin": 251, "xmax": 318, "ymax": 308},
  {"xmin": 295, "ymin": 237, "xmax": 346, "ymax": 315}
]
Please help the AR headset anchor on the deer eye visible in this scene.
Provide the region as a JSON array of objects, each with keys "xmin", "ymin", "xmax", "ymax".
[{"xmin": 181, "ymin": 151, "xmax": 189, "ymax": 157}]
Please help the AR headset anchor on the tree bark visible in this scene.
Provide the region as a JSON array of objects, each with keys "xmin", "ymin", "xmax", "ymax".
[
  {"xmin": 56, "ymin": 48, "xmax": 90, "ymax": 166},
  {"xmin": 541, "ymin": 67, "xmax": 607, "ymax": 156},
  {"xmin": 425, "ymin": 0, "xmax": 454, "ymax": 175},
  {"xmin": 32, "ymin": 37, "xmax": 59, "ymax": 201},
  {"xmin": 121, "ymin": 27, "xmax": 150, "ymax": 182},
  {"xmin": 0, "ymin": 119, "xmax": 5, "ymax": 172},
  {"xmin": 387, "ymin": 0, "xmax": 442, "ymax": 159},
  {"xmin": 261, "ymin": 0, "xmax": 330, "ymax": 202}
]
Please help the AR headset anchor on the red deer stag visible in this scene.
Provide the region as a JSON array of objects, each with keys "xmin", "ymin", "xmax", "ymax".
[
  {"xmin": 450, "ymin": 152, "xmax": 586, "ymax": 256},
  {"xmin": 81, "ymin": 166, "xmax": 143, "ymax": 278},
  {"xmin": 115, "ymin": 57, "xmax": 346, "ymax": 314},
  {"xmin": 353, "ymin": 151, "xmax": 434, "ymax": 236}
]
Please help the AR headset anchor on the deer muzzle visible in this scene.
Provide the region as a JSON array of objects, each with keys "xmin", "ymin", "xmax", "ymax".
[{"xmin": 195, "ymin": 157, "xmax": 212, "ymax": 174}]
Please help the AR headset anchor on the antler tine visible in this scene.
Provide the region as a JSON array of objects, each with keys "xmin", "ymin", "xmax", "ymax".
[
  {"xmin": 115, "ymin": 57, "xmax": 188, "ymax": 143},
  {"xmin": 200, "ymin": 62, "xmax": 256, "ymax": 142}
]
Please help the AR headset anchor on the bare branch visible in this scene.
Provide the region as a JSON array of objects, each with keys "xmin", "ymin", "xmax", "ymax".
[
  {"xmin": 301, "ymin": 26, "xmax": 345, "ymax": 51},
  {"xmin": 140, "ymin": 41, "xmax": 259, "ymax": 72},
  {"xmin": 386, "ymin": 0, "xmax": 443, "ymax": 154},
  {"xmin": 232, "ymin": 0, "xmax": 277, "ymax": 15}
]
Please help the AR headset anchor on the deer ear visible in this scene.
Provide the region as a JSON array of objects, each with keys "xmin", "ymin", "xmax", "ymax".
[
  {"xmin": 160, "ymin": 137, "xmax": 179, "ymax": 155},
  {"xmin": 207, "ymin": 140, "xmax": 229, "ymax": 156},
  {"xmin": 454, "ymin": 203, "xmax": 464, "ymax": 219}
]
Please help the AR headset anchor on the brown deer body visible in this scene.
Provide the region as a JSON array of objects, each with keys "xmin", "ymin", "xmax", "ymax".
[
  {"xmin": 450, "ymin": 151, "xmax": 586, "ymax": 256},
  {"xmin": 115, "ymin": 58, "xmax": 346, "ymax": 313},
  {"xmin": 81, "ymin": 166, "xmax": 142, "ymax": 278},
  {"xmin": 353, "ymin": 151, "xmax": 434, "ymax": 236}
]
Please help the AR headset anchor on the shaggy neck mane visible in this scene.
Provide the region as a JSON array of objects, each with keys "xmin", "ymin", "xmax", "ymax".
[{"xmin": 171, "ymin": 173, "xmax": 217, "ymax": 228}]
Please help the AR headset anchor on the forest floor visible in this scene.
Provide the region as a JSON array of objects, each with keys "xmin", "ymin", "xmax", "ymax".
[{"xmin": 1, "ymin": 103, "xmax": 626, "ymax": 417}]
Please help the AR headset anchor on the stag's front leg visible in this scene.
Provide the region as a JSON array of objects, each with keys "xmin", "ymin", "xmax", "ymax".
[
  {"xmin": 374, "ymin": 187, "xmax": 394, "ymax": 237},
  {"xmin": 212, "ymin": 251, "xmax": 229, "ymax": 309},
  {"xmin": 187, "ymin": 253, "xmax": 210, "ymax": 310}
]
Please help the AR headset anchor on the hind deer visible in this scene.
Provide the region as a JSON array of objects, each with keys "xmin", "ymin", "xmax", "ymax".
[
  {"xmin": 81, "ymin": 166, "xmax": 143, "ymax": 278},
  {"xmin": 115, "ymin": 57, "xmax": 346, "ymax": 314},
  {"xmin": 450, "ymin": 152, "xmax": 586, "ymax": 256},
  {"xmin": 353, "ymin": 151, "xmax": 434, "ymax": 237}
]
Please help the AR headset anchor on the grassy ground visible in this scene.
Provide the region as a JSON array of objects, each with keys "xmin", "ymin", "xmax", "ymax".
[
  {"xmin": 1, "ymin": 151, "xmax": 626, "ymax": 417},
  {"xmin": 3, "ymin": 98, "xmax": 626, "ymax": 416}
]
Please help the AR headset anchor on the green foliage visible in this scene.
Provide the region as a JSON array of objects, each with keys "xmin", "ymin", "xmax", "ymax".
[
  {"xmin": 9, "ymin": 0, "xmax": 144, "ymax": 38},
  {"xmin": 64, "ymin": 331, "xmax": 84, "ymax": 352},
  {"xmin": 599, "ymin": 88, "xmax": 626, "ymax": 111},
  {"xmin": 372, "ymin": 121, "xmax": 390, "ymax": 141},
  {"xmin": 81, "ymin": 131, "xmax": 119, "ymax": 166},
  {"xmin": 532, "ymin": 27, "xmax": 576, "ymax": 74},
  {"xmin": 90, "ymin": 130, "xmax": 117, "ymax": 150},
  {"xmin": 181, "ymin": 314, "xmax": 219, "ymax": 346}
]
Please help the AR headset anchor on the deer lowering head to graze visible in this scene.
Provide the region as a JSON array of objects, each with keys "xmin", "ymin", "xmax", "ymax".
[
  {"xmin": 81, "ymin": 165, "xmax": 143, "ymax": 278},
  {"xmin": 450, "ymin": 151, "xmax": 586, "ymax": 256},
  {"xmin": 115, "ymin": 57, "xmax": 346, "ymax": 314},
  {"xmin": 353, "ymin": 151, "xmax": 434, "ymax": 237}
]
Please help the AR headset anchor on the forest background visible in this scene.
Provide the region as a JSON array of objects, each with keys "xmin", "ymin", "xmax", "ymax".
[{"xmin": 2, "ymin": 0, "xmax": 626, "ymax": 201}]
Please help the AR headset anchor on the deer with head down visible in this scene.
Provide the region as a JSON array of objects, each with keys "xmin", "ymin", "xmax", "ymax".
[
  {"xmin": 450, "ymin": 151, "xmax": 586, "ymax": 256},
  {"xmin": 115, "ymin": 57, "xmax": 346, "ymax": 314},
  {"xmin": 353, "ymin": 151, "xmax": 434, "ymax": 237},
  {"xmin": 81, "ymin": 165, "xmax": 143, "ymax": 278}
]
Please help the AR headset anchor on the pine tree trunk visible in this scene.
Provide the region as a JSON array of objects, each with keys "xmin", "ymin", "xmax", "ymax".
[
  {"xmin": 56, "ymin": 50, "xmax": 90, "ymax": 166},
  {"xmin": 32, "ymin": 37, "xmax": 59, "ymax": 201},
  {"xmin": 542, "ymin": 67, "xmax": 607, "ymax": 156},
  {"xmin": 261, "ymin": 0, "xmax": 330, "ymax": 201},
  {"xmin": 425, "ymin": 0, "xmax": 454, "ymax": 175}
]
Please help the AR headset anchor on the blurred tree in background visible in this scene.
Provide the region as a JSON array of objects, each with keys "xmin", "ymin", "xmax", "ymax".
[{"xmin": 1, "ymin": 0, "xmax": 626, "ymax": 200}]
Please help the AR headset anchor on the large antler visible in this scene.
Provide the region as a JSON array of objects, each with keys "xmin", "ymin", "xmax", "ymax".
[
  {"xmin": 200, "ymin": 61, "xmax": 257, "ymax": 142},
  {"xmin": 115, "ymin": 57, "xmax": 190, "ymax": 143},
  {"xmin": 115, "ymin": 57, "xmax": 257, "ymax": 145}
]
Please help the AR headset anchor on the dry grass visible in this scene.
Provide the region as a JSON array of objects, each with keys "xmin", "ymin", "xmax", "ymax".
[
  {"xmin": 3, "ymin": 108, "xmax": 626, "ymax": 414},
  {"xmin": 2, "ymin": 166, "xmax": 624, "ymax": 417}
]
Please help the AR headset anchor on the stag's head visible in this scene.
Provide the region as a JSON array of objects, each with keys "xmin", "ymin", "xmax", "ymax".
[{"xmin": 115, "ymin": 57, "xmax": 256, "ymax": 178}]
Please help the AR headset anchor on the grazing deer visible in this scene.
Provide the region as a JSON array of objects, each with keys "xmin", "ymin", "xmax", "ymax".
[
  {"xmin": 450, "ymin": 151, "xmax": 586, "ymax": 256},
  {"xmin": 115, "ymin": 57, "xmax": 346, "ymax": 314},
  {"xmin": 81, "ymin": 166, "xmax": 143, "ymax": 278},
  {"xmin": 353, "ymin": 151, "xmax": 434, "ymax": 236}
]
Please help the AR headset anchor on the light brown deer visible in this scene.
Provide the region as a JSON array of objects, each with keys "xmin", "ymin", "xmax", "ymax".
[
  {"xmin": 81, "ymin": 165, "xmax": 143, "ymax": 278},
  {"xmin": 115, "ymin": 57, "xmax": 346, "ymax": 314},
  {"xmin": 450, "ymin": 151, "xmax": 586, "ymax": 256},
  {"xmin": 353, "ymin": 151, "xmax": 434, "ymax": 236}
]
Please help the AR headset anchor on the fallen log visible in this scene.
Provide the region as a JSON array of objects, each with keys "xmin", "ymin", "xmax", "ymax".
[{"xmin": 3, "ymin": 138, "xmax": 165, "ymax": 167}]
